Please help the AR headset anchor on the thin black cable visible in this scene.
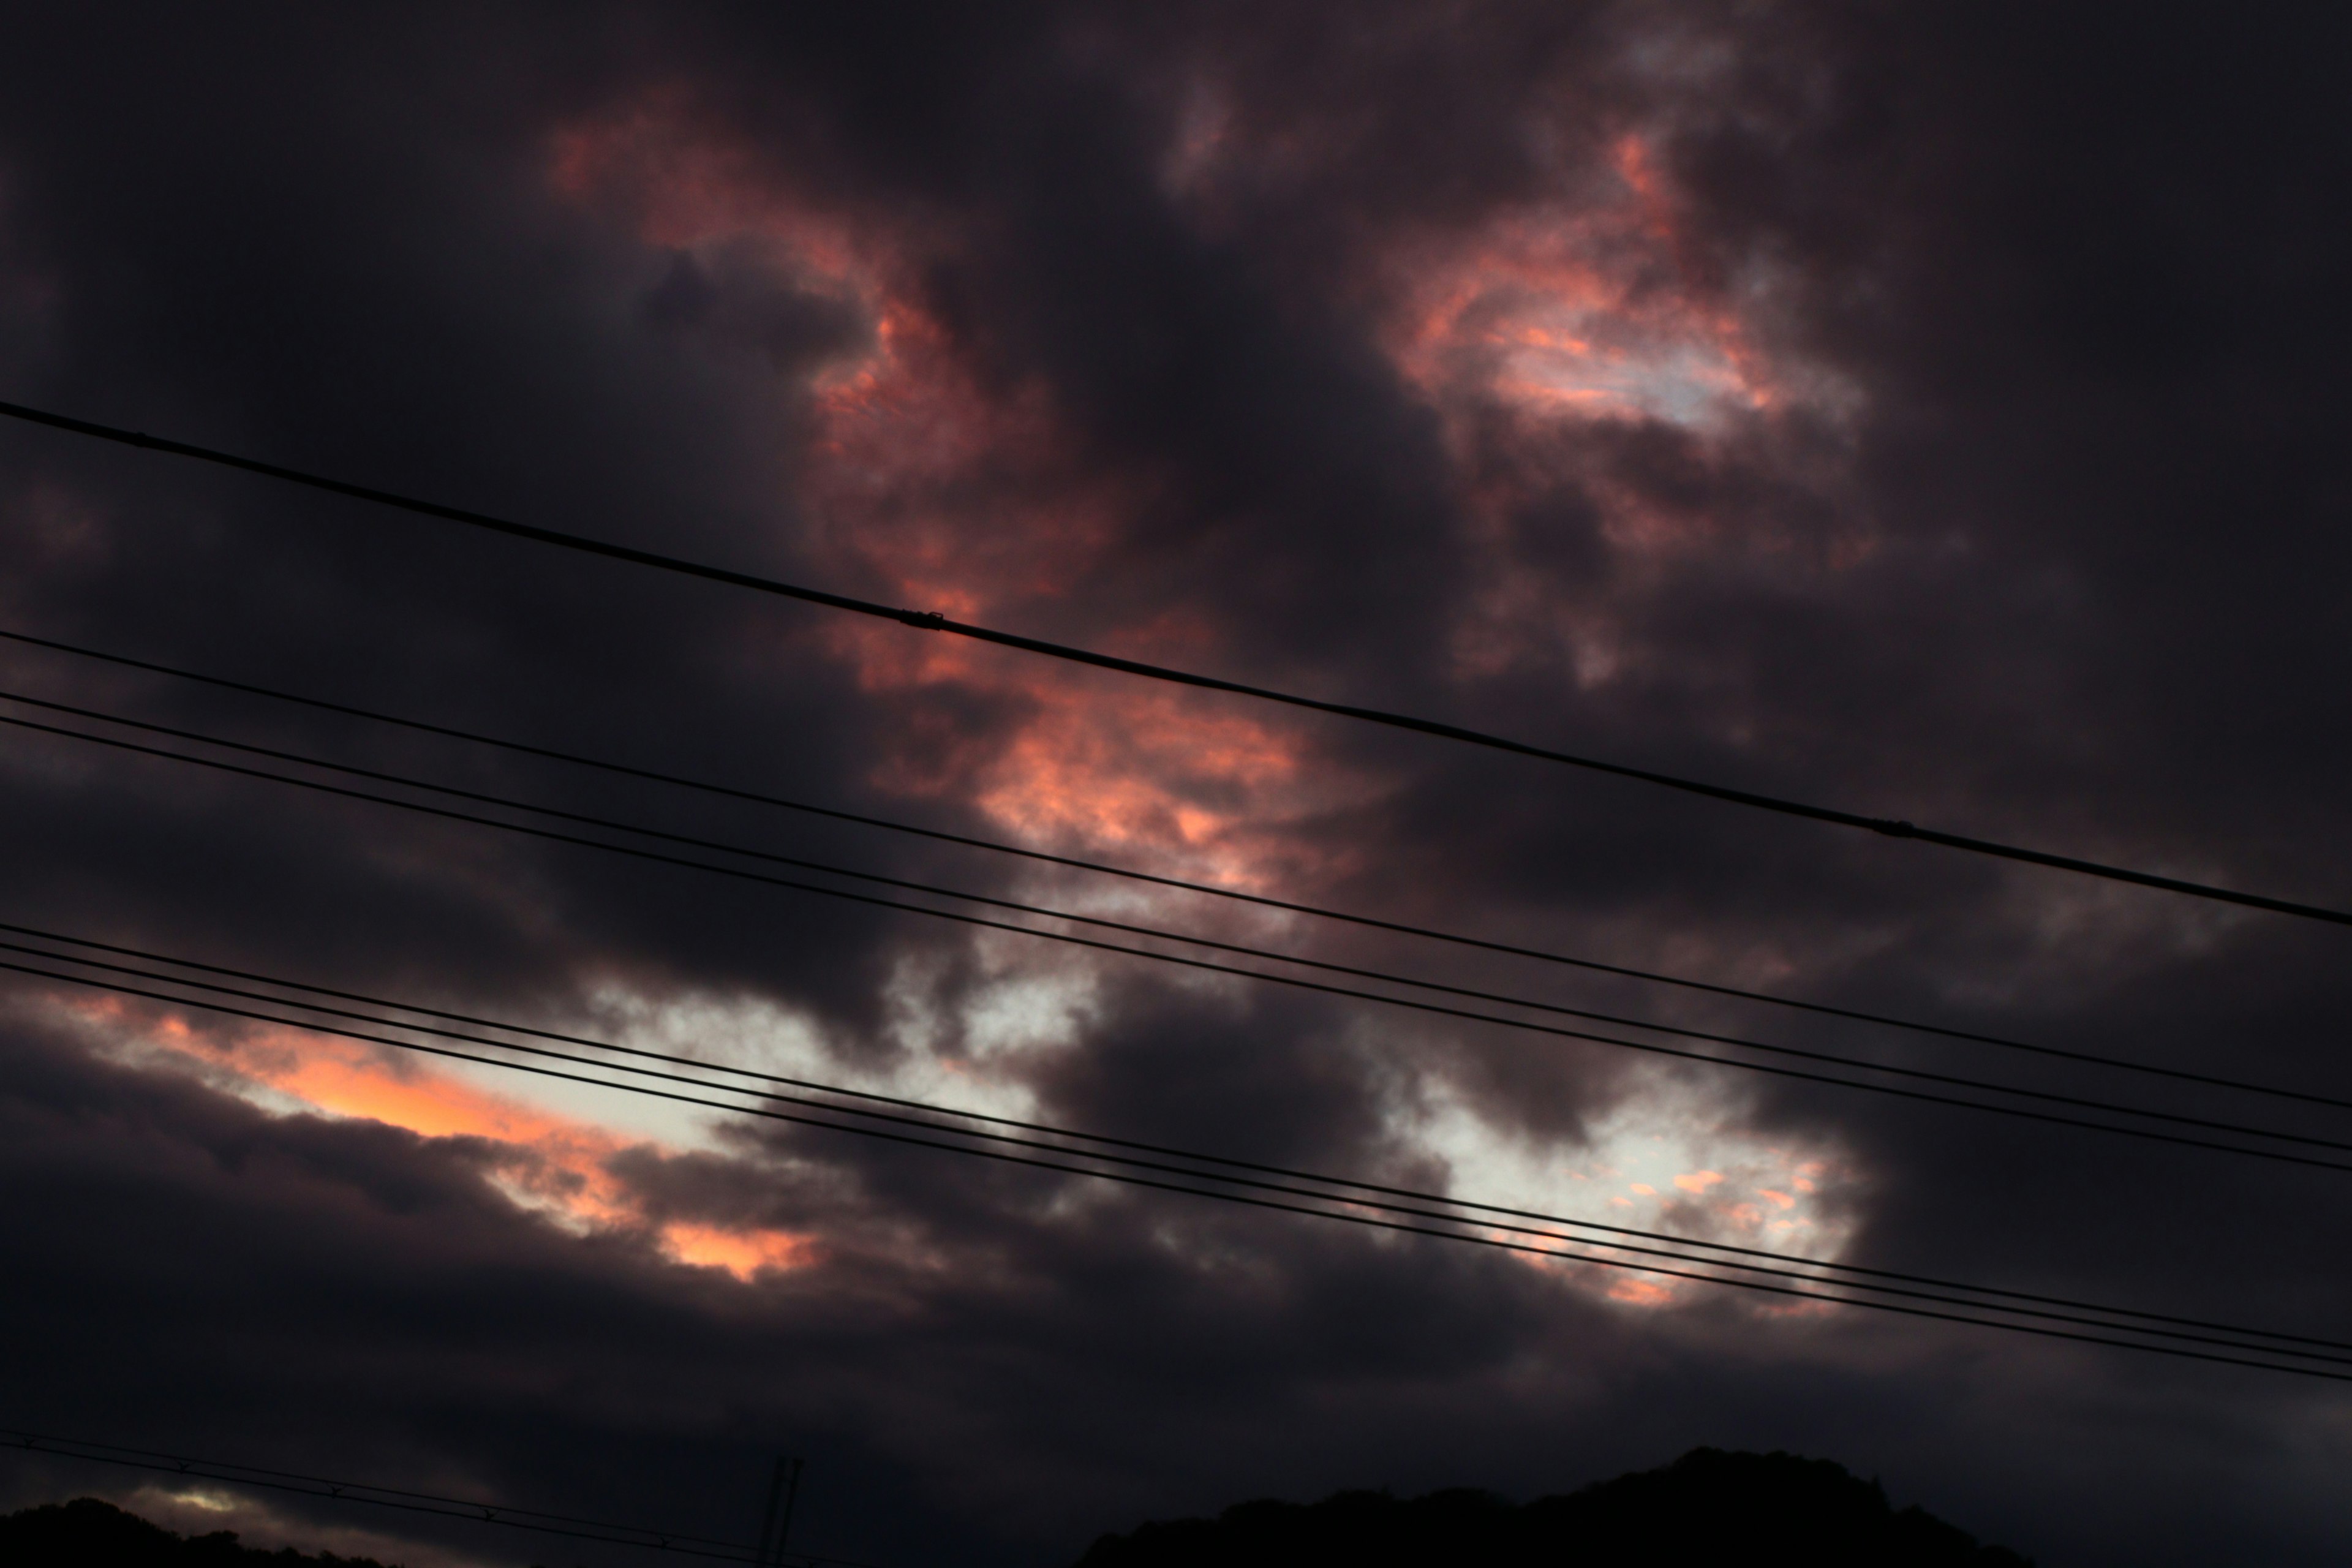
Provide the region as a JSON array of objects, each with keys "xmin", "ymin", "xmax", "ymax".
[
  {"xmin": 38, "ymin": 941, "xmax": 2298, "ymax": 1358},
  {"xmin": 20, "ymin": 926, "xmax": 2352, "ymax": 1355},
  {"xmin": 2, "ymin": 957, "xmax": 2342, "ymax": 1382},
  {"xmin": 40, "ymin": 945, "xmax": 2352, "ymax": 1370},
  {"xmin": 1, "ymin": 397, "xmax": 2342, "ymax": 929},
  {"xmin": 0, "ymin": 1439, "xmax": 756, "ymax": 1564},
  {"xmin": 9, "ymin": 706, "xmax": 2352, "ymax": 1175},
  {"xmin": 0, "ymin": 1430, "xmax": 878, "ymax": 1567},
  {"xmin": 6, "ymin": 624, "xmax": 2339, "ymax": 1115},
  {"xmin": 0, "ymin": 944, "xmax": 2263, "ymax": 1350},
  {"xmin": 15, "ymin": 683, "xmax": 2352, "ymax": 1152},
  {"xmin": 3, "ymin": 1431, "xmax": 749, "ymax": 1552},
  {"xmin": 11, "ymin": 921, "xmax": 2350, "ymax": 1359}
]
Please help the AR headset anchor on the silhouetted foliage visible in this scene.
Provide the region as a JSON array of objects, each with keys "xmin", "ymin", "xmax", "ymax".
[
  {"xmin": 0, "ymin": 1497, "xmax": 399, "ymax": 1568},
  {"xmin": 1073, "ymin": 1449, "xmax": 2032, "ymax": 1567}
]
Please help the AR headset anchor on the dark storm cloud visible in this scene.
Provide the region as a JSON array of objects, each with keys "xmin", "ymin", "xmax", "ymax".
[
  {"xmin": 4, "ymin": 4, "xmax": 2352, "ymax": 1567},
  {"xmin": 20, "ymin": 1001, "xmax": 2326, "ymax": 1568}
]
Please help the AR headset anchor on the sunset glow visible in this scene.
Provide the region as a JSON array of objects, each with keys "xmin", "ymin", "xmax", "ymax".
[
  {"xmin": 73, "ymin": 997, "xmax": 816, "ymax": 1279},
  {"xmin": 1383, "ymin": 138, "xmax": 1778, "ymax": 432},
  {"xmin": 660, "ymin": 1221, "xmax": 816, "ymax": 1279},
  {"xmin": 3, "ymin": 15, "xmax": 2338, "ymax": 1564},
  {"xmin": 548, "ymin": 97, "xmax": 1378, "ymax": 891}
]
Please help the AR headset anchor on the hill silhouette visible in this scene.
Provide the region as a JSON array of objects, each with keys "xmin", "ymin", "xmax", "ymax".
[
  {"xmin": 0, "ymin": 1497, "xmax": 399, "ymax": 1568},
  {"xmin": 5, "ymin": 1449, "xmax": 2034, "ymax": 1567},
  {"xmin": 1074, "ymin": 1448, "xmax": 2033, "ymax": 1567}
]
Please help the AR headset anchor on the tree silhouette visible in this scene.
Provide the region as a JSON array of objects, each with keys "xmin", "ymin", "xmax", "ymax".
[
  {"xmin": 1074, "ymin": 1448, "xmax": 2032, "ymax": 1567},
  {"xmin": 0, "ymin": 1497, "xmax": 399, "ymax": 1568}
]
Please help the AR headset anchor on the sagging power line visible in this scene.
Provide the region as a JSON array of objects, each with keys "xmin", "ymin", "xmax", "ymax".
[
  {"xmin": 0, "ymin": 1427, "xmax": 878, "ymax": 1567},
  {"xmin": 10, "ymin": 911, "xmax": 2351, "ymax": 1363},
  {"xmin": 0, "ymin": 936, "xmax": 2344, "ymax": 1382},
  {"xmin": 3, "ymin": 622, "xmax": 2336, "ymax": 1114},
  {"xmin": 1, "ymin": 397, "xmax": 2343, "ymax": 929},
  {"xmin": 4, "ymin": 694, "xmax": 2350, "ymax": 1173}
]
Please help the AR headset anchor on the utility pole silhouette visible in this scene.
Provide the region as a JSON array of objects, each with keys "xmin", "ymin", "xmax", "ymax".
[{"xmin": 755, "ymin": 1455, "xmax": 804, "ymax": 1568}]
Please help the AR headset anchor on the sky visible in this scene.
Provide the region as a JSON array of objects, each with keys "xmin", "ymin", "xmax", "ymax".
[{"xmin": 3, "ymin": 5, "xmax": 2351, "ymax": 1564}]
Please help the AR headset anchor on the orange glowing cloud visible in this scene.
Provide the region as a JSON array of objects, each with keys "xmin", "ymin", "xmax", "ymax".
[
  {"xmin": 96, "ymin": 998, "xmax": 816, "ymax": 1280},
  {"xmin": 660, "ymin": 1221, "xmax": 816, "ymax": 1280},
  {"xmin": 1379, "ymin": 136, "xmax": 1778, "ymax": 432},
  {"xmin": 1606, "ymin": 1274, "xmax": 1678, "ymax": 1307},
  {"xmin": 1510, "ymin": 1242, "xmax": 1684, "ymax": 1310},
  {"xmin": 1297, "ymin": 130, "xmax": 1871, "ymax": 688},
  {"xmin": 548, "ymin": 95, "xmax": 1378, "ymax": 892}
]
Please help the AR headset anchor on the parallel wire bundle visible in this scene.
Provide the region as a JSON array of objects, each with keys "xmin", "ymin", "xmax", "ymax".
[
  {"xmin": 0, "ymin": 1428, "xmax": 875, "ymax": 1567},
  {"xmin": 4, "ymin": 627, "xmax": 2337, "ymax": 1112},
  {"xmin": 4, "ymin": 916, "xmax": 2348, "ymax": 1382},
  {"xmin": 0, "ymin": 406, "xmax": 2345, "ymax": 1395},
  {"xmin": 1, "ymin": 653, "xmax": 2348, "ymax": 1175}
]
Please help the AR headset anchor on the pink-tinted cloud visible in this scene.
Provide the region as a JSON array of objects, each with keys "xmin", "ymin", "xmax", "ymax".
[
  {"xmin": 549, "ymin": 97, "xmax": 1378, "ymax": 891},
  {"xmin": 76, "ymin": 993, "xmax": 817, "ymax": 1283}
]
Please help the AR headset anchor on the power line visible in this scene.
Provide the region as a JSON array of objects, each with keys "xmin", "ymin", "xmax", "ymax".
[
  {"xmin": 12, "ymin": 680, "xmax": 2352, "ymax": 1144},
  {"xmin": 7, "ymin": 700, "xmax": 2351, "ymax": 1174},
  {"xmin": 27, "ymin": 947, "xmax": 2352, "ymax": 1367},
  {"xmin": 1, "ymin": 946, "xmax": 2344, "ymax": 1381},
  {"xmin": 10, "ymin": 912, "xmax": 2351, "ymax": 1361},
  {"xmin": 5, "ymin": 623, "xmax": 2337, "ymax": 1115},
  {"xmin": 1, "ymin": 397, "xmax": 2343, "ymax": 929},
  {"xmin": 0, "ymin": 1428, "xmax": 879, "ymax": 1567}
]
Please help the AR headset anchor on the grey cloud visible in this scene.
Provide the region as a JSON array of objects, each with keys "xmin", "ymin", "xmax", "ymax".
[{"xmin": 2, "ymin": 5, "xmax": 2350, "ymax": 1566}]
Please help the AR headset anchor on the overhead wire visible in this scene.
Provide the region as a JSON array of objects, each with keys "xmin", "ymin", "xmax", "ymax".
[
  {"xmin": 2, "ymin": 414, "xmax": 2342, "ymax": 1395},
  {"xmin": 0, "ymin": 943, "xmax": 2344, "ymax": 1382},
  {"xmin": 9, "ymin": 912, "xmax": 2352, "ymax": 1361},
  {"xmin": 1, "ymin": 397, "xmax": 2345, "ymax": 929},
  {"xmin": 6, "ymin": 698, "xmax": 2351, "ymax": 1174},
  {"xmin": 10, "ymin": 680, "xmax": 2350, "ymax": 1141},
  {"xmin": 0, "ymin": 1428, "xmax": 876, "ymax": 1567},
  {"xmin": 3, "ymin": 622, "xmax": 2339, "ymax": 1114}
]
